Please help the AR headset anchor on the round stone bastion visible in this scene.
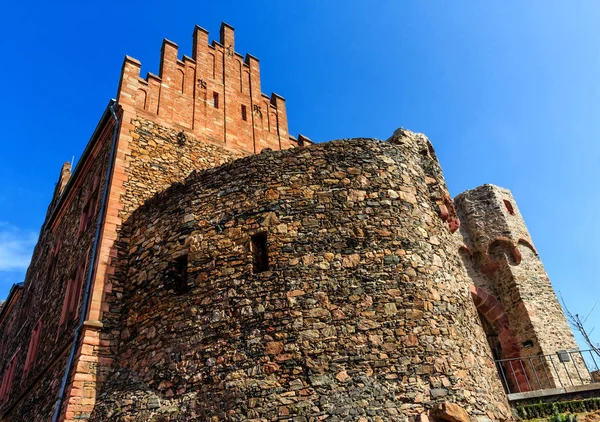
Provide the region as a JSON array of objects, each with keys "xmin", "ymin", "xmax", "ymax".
[{"xmin": 91, "ymin": 129, "xmax": 512, "ymax": 421}]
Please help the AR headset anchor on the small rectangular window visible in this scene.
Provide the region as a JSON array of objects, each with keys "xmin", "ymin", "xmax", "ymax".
[
  {"xmin": 47, "ymin": 238, "xmax": 61, "ymax": 283},
  {"xmin": 59, "ymin": 276, "xmax": 73, "ymax": 329},
  {"xmin": 213, "ymin": 92, "xmax": 219, "ymax": 109},
  {"xmin": 241, "ymin": 105, "xmax": 247, "ymax": 121},
  {"xmin": 79, "ymin": 172, "xmax": 101, "ymax": 236},
  {"xmin": 166, "ymin": 255, "xmax": 189, "ymax": 294},
  {"xmin": 90, "ymin": 174, "xmax": 101, "ymax": 216},
  {"xmin": 58, "ymin": 252, "xmax": 89, "ymax": 332},
  {"xmin": 251, "ymin": 233, "xmax": 269, "ymax": 273},
  {"xmin": 24, "ymin": 318, "xmax": 43, "ymax": 375},
  {"xmin": 59, "ymin": 275, "xmax": 78, "ymax": 329},
  {"xmin": 503, "ymin": 199, "xmax": 515, "ymax": 215},
  {"xmin": 0, "ymin": 351, "xmax": 18, "ymax": 403},
  {"xmin": 70, "ymin": 261, "xmax": 86, "ymax": 319}
]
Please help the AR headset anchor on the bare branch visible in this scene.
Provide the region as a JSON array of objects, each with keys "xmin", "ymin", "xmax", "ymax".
[
  {"xmin": 584, "ymin": 302, "xmax": 598, "ymax": 324},
  {"xmin": 560, "ymin": 292, "xmax": 600, "ymax": 359}
]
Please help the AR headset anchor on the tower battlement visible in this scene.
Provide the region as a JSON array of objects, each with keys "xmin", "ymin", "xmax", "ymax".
[{"xmin": 117, "ymin": 23, "xmax": 304, "ymax": 154}]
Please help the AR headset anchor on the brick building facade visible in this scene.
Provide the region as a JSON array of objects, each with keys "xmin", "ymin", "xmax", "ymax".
[{"xmin": 0, "ymin": 22, "xmax": 582, "ymax": 421}]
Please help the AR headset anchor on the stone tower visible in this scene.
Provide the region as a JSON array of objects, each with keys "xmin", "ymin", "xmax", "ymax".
[
  {"xmin": 89, "ymin": 130, "xmax": 512, "ymax": 421},
  {"xmin": 455, "ymin": 184, "xmax": 585, "ymax": 391}
]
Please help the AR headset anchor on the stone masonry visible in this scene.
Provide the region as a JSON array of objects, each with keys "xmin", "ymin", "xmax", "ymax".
[
  {"xmin": 0, "ymin": 21, "xmax": 584, "ymax": 422},
  {"xmin": 88, "ymin": 130, "xmax": 512, "ymax": 421},
  {"xmin": 455, "ymin": 185, "xmax": 586, "ymax": 391}
]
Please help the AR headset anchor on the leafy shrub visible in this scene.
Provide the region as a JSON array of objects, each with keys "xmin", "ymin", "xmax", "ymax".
[{"xmin": 517, "ymin": 398, "xmax": 600, "ymax": 419}]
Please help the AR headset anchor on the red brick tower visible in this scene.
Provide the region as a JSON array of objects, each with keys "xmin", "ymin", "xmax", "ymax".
[{"xmin": 118, "ymin": 23, "xmax": 300, "ymax": 155}]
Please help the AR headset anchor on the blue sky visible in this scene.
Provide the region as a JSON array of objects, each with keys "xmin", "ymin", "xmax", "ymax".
[{"xmin": 1, "ymin": 1, "xmax": 599, "ymax": 349}]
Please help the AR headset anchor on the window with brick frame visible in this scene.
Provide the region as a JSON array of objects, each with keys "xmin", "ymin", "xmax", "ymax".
[
  {"xmin": 503, "ymin": 199, "xmax": 515, "ymax": 215},
  {"xmin": 22, "ymin": 289, "xmax": 34, "ymax": 316},
  {"xmin": 0, "ymin": 350, "xmax": 19, "ymax": 404},
  {"xmin": 4, "ymin": 318, "xmax": 14, "ymax": 342},
  {"xmin": 213, "ymin": 92, "xmax": 219, "ymax": 109},
  {"xmin": 47, "ymin": 238, "xmax": 62, "ymax": 283},
  {"xmin": 79, "ymin": 172, "xmax": 101, "ymax": 235},
  {"xmin": 24, "ymin": 318, "xmax": 43, "ymax": 376},
  {"xmin": 58, "ymin": 252, "xmax": 89, "ymax": 333},
  {"xmin": 241, "ymin": 104, "xmax": 248, "ymax": 121}
]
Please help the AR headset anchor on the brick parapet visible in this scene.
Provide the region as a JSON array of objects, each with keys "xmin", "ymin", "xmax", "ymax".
[{"xmin": 117, "ymin": 23, "xmax": 301, "ymax": 156}]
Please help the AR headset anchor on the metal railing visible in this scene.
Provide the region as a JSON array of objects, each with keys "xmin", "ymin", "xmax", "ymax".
[{"xmin": 494, "ymin": 349, "xmax": 600, "ymax": 394}]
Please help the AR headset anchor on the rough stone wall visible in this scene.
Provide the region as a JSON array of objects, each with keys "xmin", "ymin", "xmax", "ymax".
[
  {"xmin": 44, "ymin": 162, "xmax": 72, "ymax": 221},
  {"xmin": 119, "ymin": 118, "xmax": 243, "ymax": 217},
  {"xmin": 0, "ymin": 288, "xmax": 22, "ymax": 355},
  {"xmin": 90, "ymin": 131, "xmax": 511, "ymax": 422},
  {"xmin": 55, "ymin": 21, "xmax": 305, "ymax": 418},
  {"xmin": 98, "ymin": 115, "xmax": 243, "ymax": 342},
  {"xmin": 454, "ymin": 185, "xmax": 584, "ymax": 389},
  {"xmin": 0, "ymin": 120, "xmax": 114, "ymax": 421},
  {"xmin": 59, "ymin": 114, "xmax": 246, "ymax": 421}
]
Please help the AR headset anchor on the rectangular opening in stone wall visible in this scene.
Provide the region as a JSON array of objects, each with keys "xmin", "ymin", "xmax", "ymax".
[
  {"xmin": 213, "ymin": 92, "xmax": 219, "ymax": 109},
  {"xmin": 47, "ymin": 239, "xmax": 61, "ymax": 283},
  {"xmin": 58, "ymin": 255, "xmax": 88, "ymax": 333},
  {"xmin": 251, "ymin": 233, "xmax": 269, "ymax": 273},
  {"xmin": 166, "ymin": 255, "xmax": 189, "ymax": 294},
  {"xmin": 24, "ymin": 317, "xmax": 43, "ymax": 375},
  {"xmin": 58, "ymin": 275, "xmax": 75, "ymax": 332},
  {"xmin": 503, "ymin": 199, "xmax": 515, "ymax": 215},
  {"xmin": 78, "ymin": 187, "xmax": 90, "ymax": 235},
  {"xmin": 70, "ymin": 260, "xmax": 86, "ymax": 319},
  {"xmin": 241, "ymin": 104, "xmax": 247, "ymax": 121},
  {"xmin": 89, "ymin": 173, "xmax": 101, "ymax": 218},
  {"xmin": 0, "ymin": 350, "xmax": 18, "ymax": 403},
  {"xmin": 78, "ymin": 172, "xmax": 100, "ymax": 236}
]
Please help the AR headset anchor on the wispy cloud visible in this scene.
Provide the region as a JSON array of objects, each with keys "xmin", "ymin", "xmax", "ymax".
[{"xmin": 0, "ymin": 222, "xmax": 37, "ymax": 272}]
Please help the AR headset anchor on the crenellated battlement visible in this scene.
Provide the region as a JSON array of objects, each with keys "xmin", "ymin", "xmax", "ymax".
[{"xmin": 117, "ymin": 22, "xmax": 305, "ymax": 154}]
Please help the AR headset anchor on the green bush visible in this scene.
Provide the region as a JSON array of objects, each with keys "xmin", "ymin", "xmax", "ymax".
[
  {"xmin": 547, "ymin": 403, "xmax": 578, "ymax": 422},
  {"xmin": 517, "ymin": 398, "xmax": 600, "ymax": 419}
]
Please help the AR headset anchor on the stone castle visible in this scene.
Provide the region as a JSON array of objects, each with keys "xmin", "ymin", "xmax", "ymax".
[{"xmin": 0, "ymin": 23, "xmax": 583, "ymax": 422}]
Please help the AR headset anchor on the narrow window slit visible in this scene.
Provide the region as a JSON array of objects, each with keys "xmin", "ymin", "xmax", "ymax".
[
  {"xmin": 427, "ymin": 141, "xmax": 437, "ymax": 159},
  {"xmin": 241, "ymin": 104, "xmax": 247, "ymax": 121},
  {"xmin": 166, "ymin": 255, "xmax": 189, "ymax": 294},
  {"xmin": 251, "ymin": 233, "xmax": 269, "ymax": 273},
  {"xmin": 503, "ymin": 199, "xmax": 515, "ymax": 215},
  {"xmin": 213, "ymin": 92, "xmax": 219, "ymax": 109}
]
